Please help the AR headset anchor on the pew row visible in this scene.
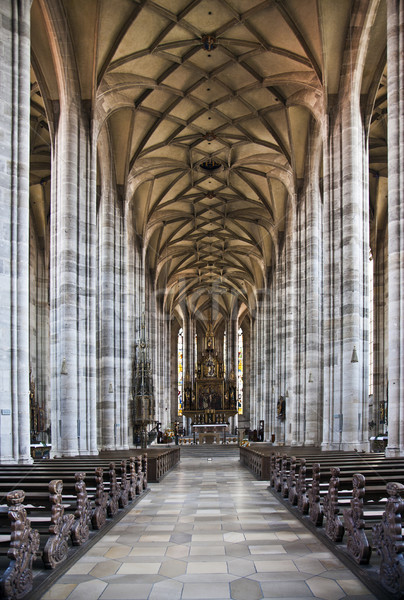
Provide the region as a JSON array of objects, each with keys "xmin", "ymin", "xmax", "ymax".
[
  {"xmin": 261, "ymin": 451, "xmax": 404, "ymax": 600},
  {"xmin": 0, "ymin": 457, "xmax": 149, "ymax": 600}
]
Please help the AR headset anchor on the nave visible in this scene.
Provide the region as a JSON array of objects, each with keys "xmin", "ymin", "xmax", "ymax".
[{"xmin": 40, "ymin": 450, "xmax": 376, "ymax": 600}]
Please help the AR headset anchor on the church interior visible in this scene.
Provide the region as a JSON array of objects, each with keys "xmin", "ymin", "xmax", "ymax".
[
  {"xmin": 3, "ymin": 0, "xmax": 397, "ymax": 460},
  {"xmin": 1, "ymin": 0, "xmax": 404, "ymax": 598}
]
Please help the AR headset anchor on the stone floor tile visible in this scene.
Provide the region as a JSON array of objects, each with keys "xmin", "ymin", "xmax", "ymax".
[
  {"xmin": 138, "ymin": 534, "xmax": 171, "ymax": 542},
  {"xmin": 248, "ymin": 571, "xmax": 310, "ymax": 582},
  {"xmin": 159, "ymin": 558, "xmax": 187, "ymax": 577},
  {"xmin": 260, "ymin": 580, "xmax": 312, "ymax": 598},
  {"xmin": 227, "ymin": 558, "xmax": 256, "ymax": 577},
  {"xmin": 254, "ymin": 560, "xmax": 298, "ymax": 573},
  {"xmin": 65, "ymin": 579, "xmax": 108, "ymax": 600},
  {"xmin": 187, "ymin": 561, "xmax": 228, "ymax": 574},
  {"xmin": 103, "ymin": 544, "xmax": 132, "ymax": 559},
  {"xmin": 65, "ymin": 562, "xmax": 94, "ymax": 575},
  {"xmin": 89, "ymin": 560, "xmax": 120, "ymax": 578},
  {"xmin": 190, "ymin": 545, "xmax": 226, "ymax": 556},
  {"xmin": 165, "ymin": 544, "xmax": 190, "ymax": 558},
  {"xmin": 294, "ymin": 557, "xmax": 327, "ymax": 575},
  {"xmin": 182, "ymin": 582, "xmax": 231, "ymax": 598},
  {"xmin": 41, "ymin": 584, "xmax": 77, "ymax": 600},
  {"xmin": 224, "ymin": 544, "xmax": 251, "ymax": 557},
  {"xmin": 116, "ymin": 562, "xmax": 161, "ymax": 574},
  {"xmin": 337, "ymin": 578, "xmax": 374, "ymax": 595},
  {"xmin": 223, "ymin": 532, "xmax": 245, "ymax": 543},
  {"xmin": 275, "ymin": 532, "xmax": 299, "ymax": 541},
  {"xmin": 192, "ymin": 533, "xmax": 224, "ymax": 542},
  {"xmin": 168, "ymin": 532, "xmax": 192, "ymax": 543},
  {"xmin": 99, "ymin": 583, "xmax": 153, "ymax": 599},
  {"xmin": 230, "ymin": 578, "xmax": 263, "ymax": 600},
  {"xmin": 149, "ymin": 579, "xmax": 183, "ymax": 600},
  {"xmin": 129, "ymin": 545, "xmax": 167, "ymax": 556},
  {"xmin": 306, "ymin": 576, "xmax": 345, "ymax": 599}
]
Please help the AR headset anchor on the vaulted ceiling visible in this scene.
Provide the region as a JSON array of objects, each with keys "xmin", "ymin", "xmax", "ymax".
[{"xmin": 29, "ymin": 0, "xmax": 387, "ymax": 328}]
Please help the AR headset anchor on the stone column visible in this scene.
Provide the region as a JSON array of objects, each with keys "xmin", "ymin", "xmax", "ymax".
[
  {"xmin": 117, "ymin": 214, "xmax": 129, "ymax": 449},
  {"xmin": 321, "ymin": 1, "xmax": 380, "ymax": 451},
  {"xmin": 285, "ymin": 200, "xmax": 297, "ymax": 446},
  {"xmin": 124, "ymin": 203, "xmax": 136, "ymax": 446},
  {"xmin": 372, "ymin": 234, "xmax": 387, "ymax": 435},
  {"xmin": 386, "ymin": 0, "xmax": 404, "ymax": 456},
  {"xmin": 0, "ymin": 0, "xmax": 32, "ymax": 463},
  {"xmin": 98, "ymin": 143, "xmax": 116, "ymax": 450},
  {"xmin": 303, "ymin": 125, "xmax": 322, "ymax": 446},
  {"xmin": 322, "ymin": 104, "xmax": 369, "ymax": 451},
  {"xmin": 44, "ymin": 0, "xmax": 97, "ymax": 456},
  {"xmin": 50, "ymin": 101, "xmax": 97, "ymax": 456}
]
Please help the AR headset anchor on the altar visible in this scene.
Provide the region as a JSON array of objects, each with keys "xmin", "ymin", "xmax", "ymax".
[
  {"xmin": 193, "ymin": 423, "xmax": 228, "ymax": 444},
  {"xmin": 181, "ymin": 323, "xmax": 238, "ymax": 429}
]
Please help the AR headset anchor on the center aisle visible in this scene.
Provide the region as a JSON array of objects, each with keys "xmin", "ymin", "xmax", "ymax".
[{"xmin": 41, "ymin": 452, "xmax": 376, "ymax": 600}]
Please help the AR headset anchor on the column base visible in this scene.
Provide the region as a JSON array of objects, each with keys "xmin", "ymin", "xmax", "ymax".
[
  {"xmin": 321, "ymin": 442, "xmax": 370, "ymax": 452},
  {"xmin": 385, "ymin": 446, "xmax": 404, "ymax": 458}
]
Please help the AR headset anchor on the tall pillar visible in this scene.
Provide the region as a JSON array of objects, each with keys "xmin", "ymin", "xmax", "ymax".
[
  {"xmin": 303, "ymin": 125, "xmax": 322, "ymax": 446},
  {"xmin": 285, "ymin": 200, "xmax": 297, "ymax": 446},
  {"xmin": 386, "ymin": 0, "xmax": 404, "ymax": 456},
  {"xmin": 0, "ymin": 0, "xmax": 32, "ymax": 463},
  {"xmin": 45, "ymin": 1, "xmax": 97, "ymax": 456},
  {"xmin": 322, "ymin": 103, "xmax": 369, "ymax": 451},
  {"xmin": 50, "ymin": 100, "xmax": 97, "ymax": 456},
  {"xmin": 321, "ymin": 1, "xmax": 381, "ymax": 451},
  {"xmin": 98, "ymin": 144, "xmax": 116, "ymax": 450}
]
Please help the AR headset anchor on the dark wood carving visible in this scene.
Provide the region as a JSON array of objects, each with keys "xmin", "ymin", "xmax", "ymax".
[
  {"xmin": 323, "ymin": 467, "xmax": 344, "ymax": 542},
  {"xmin": 135, "ymin": 456, "xmax": 144, "ymax": 495},
  {"xmin": 107, "ymin": 462, "xmax": 119, "ymax": 517},
  {"xmin": 71, "ymin": 472, "xmax": 92, "ymax": 546},
  {"xmin": 119, "ymin": 460, "xmax": 130, "ymax": 508},
  {"xmin": 281, "ymin": 454, "xmax": 289, "ymax": 498},
  {"xmin": 0, "ymin": 490, "xmax": 40, "ymax": 600},
  {"xmin": 287, "ymin": 456, "xmax": 297, "ymax": 504},
  {"xmin": 372, "ymin": 482, "xmax": 404, "ymax": 596},
  {"xmin": 43, "ymin": 480, "xmax": 75, "ymax": 568},
  {"xmin": 296, "ymin": 458, "xmax": 309, "ymax": 514},
  {"xmin": 269, "ymin": 452, "xmax": 277, "ymax": 488},
  {"xmin": 92, "ymin": 467, "xmax": 108, "ymax": 530},
  {"xmin": 272, "ymin": 453, "xmax": 282, "ymax": 492},
  {"xmin": 142, "ymin": 454, "xmax": 148, "ymax": 489},
  {"xmin": 308, "ymin": 462, "xmax": 324, "ymax": 526},
  {"xmin": 128, "ymin": 457, "xmax": 137, "ymax": 500},
  {"xmin": 343, "ymin": 473, "xmax": 371, "ymax": 564}
]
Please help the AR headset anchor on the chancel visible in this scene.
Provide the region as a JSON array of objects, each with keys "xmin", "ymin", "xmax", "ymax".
[{"xmin": 183, "ymin": 322, "xmax": 237, "ymax": 443}]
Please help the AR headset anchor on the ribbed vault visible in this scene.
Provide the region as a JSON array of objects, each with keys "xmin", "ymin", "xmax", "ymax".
[{"xmin": 29, "ymin": 0, "xmax": 387, "ymax": 327}]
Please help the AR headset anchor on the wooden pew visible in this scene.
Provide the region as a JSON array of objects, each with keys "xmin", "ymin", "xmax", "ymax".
[
  {"xmin": 264, "ymin": 450, "xmax": 404, "ymax": 599},
  {"xmin": 0, "ymin": 457, "xmax": 149, "ymax": 599},
  {"xmin": 0, "ymin": 490, "xmax": 40, "ymax": 600}
]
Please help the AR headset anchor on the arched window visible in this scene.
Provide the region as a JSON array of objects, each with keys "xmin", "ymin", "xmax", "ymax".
[
  {"xmin": 238, "ymin": 327, "xmax": 243, "ymax": 415},
  {"xmin": 178, "ymin": 328, "xmax": 183, "ymax": 415}
]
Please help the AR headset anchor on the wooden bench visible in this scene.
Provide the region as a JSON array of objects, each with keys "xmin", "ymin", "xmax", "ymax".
[
  {"xmin": 260, "ymin": 450, "xmax": 404, "ymax": 599},
  {"xmin": 0, "ymin": 455, "xmax": 149, "ymax": 600}
]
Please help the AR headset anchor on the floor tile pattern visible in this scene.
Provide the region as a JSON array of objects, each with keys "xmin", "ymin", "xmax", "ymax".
[{"xmin": 41, "ymin": 455, "xmax": 377, "ymax": 600}]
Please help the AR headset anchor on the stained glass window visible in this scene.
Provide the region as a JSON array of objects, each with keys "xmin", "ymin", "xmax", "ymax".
[
  {"xmin": 238, "ymin": 327, "xmax": 243, "ymax": 415},
  {"xmin": 178, "ymin": 328, "xmax": 183, "ymax": 415}
]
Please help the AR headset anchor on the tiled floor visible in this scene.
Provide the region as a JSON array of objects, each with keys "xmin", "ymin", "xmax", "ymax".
[{"xmin": 41, "ymin": 454, "xmax": 377, "ymax": 600}]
